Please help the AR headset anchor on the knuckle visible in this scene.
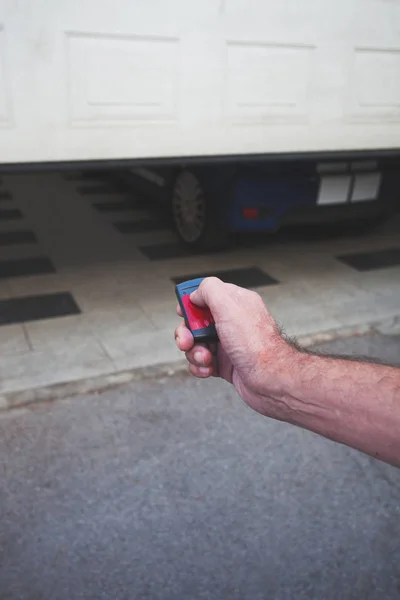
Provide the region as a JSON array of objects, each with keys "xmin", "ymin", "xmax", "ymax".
[
  {"xmin": 248, "ymin": 289, "xmax": 264, "ymax": 306},
  {"xmin": 248, "ymin": 288, "xmax": 260, "ymax": 299},
  {"xmin": 202, "ymin": 276, "xmax": 220, "ymax": 291},
  {"xmin": 200, "ymin": 276, "xmax": 223, "ymax": 304},
  {"xmin": 254, "ymin": 291, "xmax": 265, "ymax": 307}
]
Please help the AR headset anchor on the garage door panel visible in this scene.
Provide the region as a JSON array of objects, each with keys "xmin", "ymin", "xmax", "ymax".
[
  {"xmin": 345, "ymin": 46, "xmax": 400, "ymax": 123},
  {"xmin": 224, "ymin": 41, "xmax": 315, "ymax": 123},
  {"xmin": 0, "ymin": 0, "xmax": 400, "ymax": 163},
  {"xmin": 67, "ymin": 32, "xmax": 180, "ymax": 125}
]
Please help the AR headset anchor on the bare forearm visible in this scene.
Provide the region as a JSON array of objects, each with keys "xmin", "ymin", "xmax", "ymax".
[
  {"xmin": 278, "ymin": 352, "xmax": 400, "ymax": 467},
  {"xmin": 174, "ymin": 277, "xmax": 400, "ymax": 466}
]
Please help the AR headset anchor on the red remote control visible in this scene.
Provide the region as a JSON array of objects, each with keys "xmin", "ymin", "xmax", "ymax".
[{"xmin": 175, "ymin": 278, "xmax": 218, "ymax": 343}]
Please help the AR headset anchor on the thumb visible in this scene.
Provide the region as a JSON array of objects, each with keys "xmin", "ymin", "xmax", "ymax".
[{"xmin": 190, "ymin": 277, "xmax": 224, "ymax": 316}]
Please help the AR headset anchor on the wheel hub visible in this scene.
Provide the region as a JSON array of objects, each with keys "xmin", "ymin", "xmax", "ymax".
[{"xmin": 173, "ymin": 171, "xmax": 206, "ymax": 243}]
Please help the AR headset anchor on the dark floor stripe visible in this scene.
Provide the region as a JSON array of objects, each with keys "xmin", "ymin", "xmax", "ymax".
[
  {"xmin": 0, "ymin": 230, "xmax": 37, "ymax": 246},
  {"xmin": 337, "ymin": 247, "xmax": 400, "ymax": 271},
  {"xmin": 78, "ymin": 184, "xmax": 119, "ymax": 195},
  {"xmin": 0, "ymin": 292, "xmax": 81, "ymax": 326},
  {"xmin": 93, "ymin": 200, "xmax": 136, "ymax": 212},
  {"xmin": 172, "ymin": 267, "xmax": 278, "ymax": 289},
  {"xmin": 114, "ymin": 219, "xmax": 169, "ymax": 234},
  {"xmin": 93, "ymin": 200, "xmax": 134, "ymax": 212},
  {"xmin": 0, "ymin": 208, "xmax": 22, "ymax": 221},
  {"xmin": 0, "ymin": 256, "xmax": 56, "ymax": 279},
  {"xmin": 0, "ymin": 191, "xmax": 12, "ymax": 201},
  {"xmin": 139, "ymin": 242, "xmax": 197, "ymax": 260}
]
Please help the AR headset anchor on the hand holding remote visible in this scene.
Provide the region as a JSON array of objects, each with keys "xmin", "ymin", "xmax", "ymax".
[{"xmin": 174, "ymin": 277, "xmax": 296, "ymax": 420}]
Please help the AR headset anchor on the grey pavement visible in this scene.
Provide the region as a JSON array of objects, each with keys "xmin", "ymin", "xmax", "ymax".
[{"xmin": 1, "ymin": 333, "xmax": 399, "ymax": 600}]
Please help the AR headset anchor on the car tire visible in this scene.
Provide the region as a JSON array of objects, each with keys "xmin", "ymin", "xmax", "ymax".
[{"xmin": 171, "ymin": 170, "xmax": 229, "ymax": 251}]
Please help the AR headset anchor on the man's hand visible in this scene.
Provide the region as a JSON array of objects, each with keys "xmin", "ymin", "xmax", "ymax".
[
  {"xmin": 174, "ymin": 277, "xmax": 297, "ymax": 421},
  {"xmin": 174, "ymin": 277, "xmax": 400, "ymax": 467}
]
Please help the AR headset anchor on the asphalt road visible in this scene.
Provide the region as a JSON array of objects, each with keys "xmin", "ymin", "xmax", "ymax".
[{"xmin": 1, "ymin": 333, "xmax": 399, "ymax": 600}]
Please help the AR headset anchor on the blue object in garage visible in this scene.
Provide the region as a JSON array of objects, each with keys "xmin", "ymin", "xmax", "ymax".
[{"xmin": 226, "ymin": 172, "xmax": 319, "ymax": 232}]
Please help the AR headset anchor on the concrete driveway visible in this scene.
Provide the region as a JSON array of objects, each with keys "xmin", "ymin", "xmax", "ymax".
[{"xmin": 1, "ymin": 333, "xmax": 399, "ymax": 600}]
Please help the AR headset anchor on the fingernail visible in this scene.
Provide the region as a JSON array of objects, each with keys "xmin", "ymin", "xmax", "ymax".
[
  {"xmin": 176, "ymin": 335, "xmax": 180, "ymax": 344},
  {"xmin": 198, "ymin": 366, "xmax": 211, "ymax": 375},
  {"xmin": 194, "ymin": 351, "xmax": 203, "ymax": 365}
]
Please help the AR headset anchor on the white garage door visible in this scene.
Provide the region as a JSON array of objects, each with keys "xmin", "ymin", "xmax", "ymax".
[{"xmin": 0, "ymin": 0, "xmax": 400, "ymax": 164}]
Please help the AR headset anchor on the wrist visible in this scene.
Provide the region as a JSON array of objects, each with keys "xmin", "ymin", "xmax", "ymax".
[
  {"xmin": 256, "ymin": 340, "xmax": 304, "ymax": 418},
  {"xmin": 271, "ymin": 349, "xmax": 340, "ymax": 432},
  {"xmin": 257, "ymin": 343, "xmax": 332, "ymax": 426}
]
